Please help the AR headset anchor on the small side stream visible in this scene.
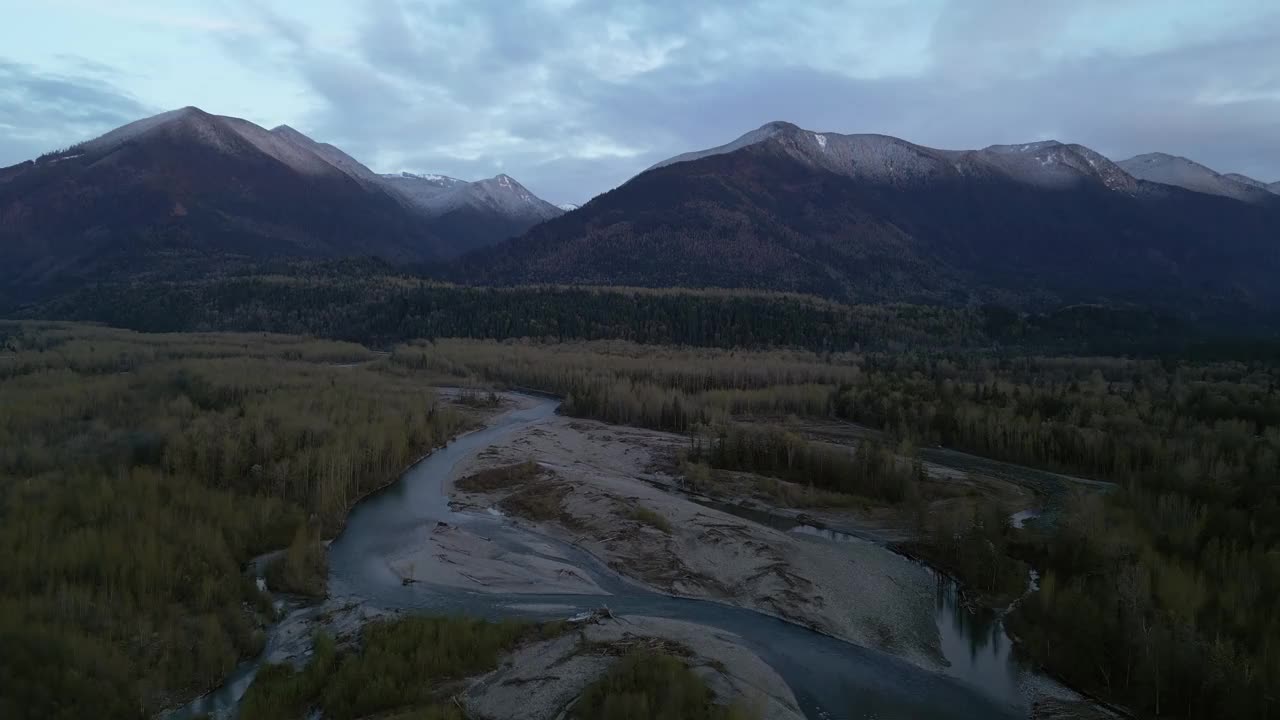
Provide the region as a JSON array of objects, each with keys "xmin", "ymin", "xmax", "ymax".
[{"xmin": 169, "ymin": 397, "xmax": 1059, "ymax": 720}]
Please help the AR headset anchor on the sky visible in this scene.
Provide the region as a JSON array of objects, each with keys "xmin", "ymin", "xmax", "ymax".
[{"xmin": 1, "ymin": 0, "xmax": 1277, "ymax": 205}]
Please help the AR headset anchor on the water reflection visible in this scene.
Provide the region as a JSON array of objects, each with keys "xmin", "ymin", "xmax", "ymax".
[{"xmin": 934, "ymin": 574, "xmax": 1021, "ymax": 704}]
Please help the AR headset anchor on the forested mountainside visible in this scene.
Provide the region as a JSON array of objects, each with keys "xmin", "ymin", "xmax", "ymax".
[
  {"xmin": 0, "ymin": 108, "xmax": 560, "ymax": 306},
  {"xmin": 27, "ymin": 259, "xmax": 1216, "ymax": 354},
  {"xmin": 452, "ymin": 122, "xmax": 1280, "ymax": 315},
  {"xmin": 0, "ymin": 108, "xmax": 438, "ymax": 304}
]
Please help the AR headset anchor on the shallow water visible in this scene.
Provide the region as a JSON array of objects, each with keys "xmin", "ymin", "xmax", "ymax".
[{"xmin": 170, "ymin": 397, "xmax": 1048, "ymax": 720}]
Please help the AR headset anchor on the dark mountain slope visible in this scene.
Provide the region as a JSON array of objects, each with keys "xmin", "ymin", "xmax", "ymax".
[
  {"xmin": 453, "ymin": 123, "xmax": 1280, "ymax": 313},
  {"xmin": 0, "ymin": 107, "xmax": 439, "ymax": 303},
  {"xmin": 414, "ymin": 174, "xmax": 565, "ymax": 257}
]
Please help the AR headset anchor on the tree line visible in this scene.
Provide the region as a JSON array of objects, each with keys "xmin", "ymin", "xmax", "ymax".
[
  {"xmin": 400, "ymin": 338, "xmax": 1280, "ymax": 718},
  {"xmin": 0, "ymin": 323, "xmax": 469, "ymax": 717}
]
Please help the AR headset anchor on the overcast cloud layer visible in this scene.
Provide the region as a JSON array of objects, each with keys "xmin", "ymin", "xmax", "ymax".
[{"xmin": 1, "ymin": 0, "xmax": 1277, "ymax": 204}]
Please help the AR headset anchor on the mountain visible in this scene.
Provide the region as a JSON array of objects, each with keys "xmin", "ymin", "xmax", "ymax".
[
  {"xmin": 379, "ymin": 172, "xmax": 469, "ymax": 205},
  {"xmin": 0, "ymin": 107, "xmax": 441, "ymax": 303},
  {"xmin": 1118, "ymin": 153, "xmax": 1275, "ymax": 203},
  {"xmin": 264, "ymin": 128, "xmax": 563, "ymax": 250},
  {"xmin": 453, "ymin": 121, "xmax": 1280, "ymax": 315},
  {"xmin": 0, "ymin": 108, "xmax": 567, "ymax": 303},
  {"xmin": 380, "ymin": 172, "xmax": 563, "ymax": 256},
  {"xmin": 1223, "ymin": 173, "xmax": 1270, "ymax": 190},
  {"xmin": 558, "ymin": 203, "xmax": 581, "ymax": 212},
  {"xmin": 270, "ymin": 124, "xmax": 382, "ymax": 184}
]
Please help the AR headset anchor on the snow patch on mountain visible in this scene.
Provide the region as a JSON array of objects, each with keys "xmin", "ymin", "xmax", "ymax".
[
  {"xmin": 1119, "ymin": 153, "xmax": 1273, "ymax": 202},
  {"xmin": 647, "ymin": 121, "xmax": 1149, "ymax": 194},
  {"xmin": 379, "ymin": 172, "xmax": 468, "ymax": 207},
  {"xmin": 422, "ymin": 174, "xmax": 562, "ymax": 221}
]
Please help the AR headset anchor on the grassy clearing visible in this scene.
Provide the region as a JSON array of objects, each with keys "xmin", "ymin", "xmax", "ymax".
[
  {"xmin": 569, "ymin": 650, "xmax": 757, "ymax": 720},
  {"xmin": 630, "ymin": 506, "xmax": 673, "ymax": 534},
  {"xmin": 455, "ymin": 460, "xmax": 541, "ymax": 492},
  {"xmin": 500, "ymin": 484, "xmax": 571, "ymax": 523},
  {"xmin": 241, "ymin": 616, "xmax": 566, "ymax": 720},
  {"xmin": 750, "ymin": 476, "xmax": 864, "ymax": 509}
]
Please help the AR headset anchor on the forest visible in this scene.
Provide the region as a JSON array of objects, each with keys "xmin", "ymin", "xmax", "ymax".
[
  {"xmin": 0, "ymin": 322, "xmax": 470, "ymax": 717},
  {"xmin": 2, "ymin": 323, "xmax": 1278, "ymax": 719},
  {"xmin": 392, "ymin": 338, "xmax": 1280, "ymax": 719},
  {"xmin": 24, "ymin": 259, "xmax": 1220, "ymax": 355}
]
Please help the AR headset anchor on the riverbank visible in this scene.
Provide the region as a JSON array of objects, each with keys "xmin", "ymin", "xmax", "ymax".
[
  {"xmin": 463, "ymin": 615, "xmax": 805, "ymax": 720},
  {"xmin": 440, "ymin": 404, "xmax": 1118, "ymax": 718},
  {"xmin": 445, "ymin": 414, "xmax": 944, "ymax": 670},
  {"xmin": 170, "ymin": 389, "xmax": 1110, "ymax": 720}
]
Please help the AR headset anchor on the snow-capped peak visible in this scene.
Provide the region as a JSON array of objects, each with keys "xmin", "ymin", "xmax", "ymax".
[
  {"xmin": 1118, "ymin": 152, "xmax": 1274, "ymax": 202},
  {"xmin": 983, "ymin": 140, "xmax": 1064, "ymax": 155},
  {"xmin": 558, "ymin": 202, "xmax": 581, "ymax": 212}
]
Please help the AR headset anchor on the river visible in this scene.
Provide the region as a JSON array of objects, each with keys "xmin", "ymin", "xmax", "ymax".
[{"xmin": 171, "ymin": 397, "xmax": 1057, "ymax": 720}]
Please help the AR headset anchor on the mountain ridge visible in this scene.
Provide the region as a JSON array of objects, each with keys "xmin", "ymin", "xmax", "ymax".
[
  {"xmin": 1117, "ymin": 152, "xmax": 1276, "ymax": 203},
  {"xmin": 451, "ymin": 120, "xmax": 1280, "ymax": 314},
  {"xmin": 1, "ymin": 106, "xmax": 440, "ymax": 302},
  {"xmin": 0, "ymin": 107, "xmax": 565, "ymax": 299}
]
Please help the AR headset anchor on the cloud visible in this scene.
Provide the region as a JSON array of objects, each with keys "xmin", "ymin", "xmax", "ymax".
[
  {"xmin": 232, "ymin": 0, "xmax": 1278, "ymax": 202},
  {"xmin": 0, "ymin": 58, "xmax": 152, "ymax": 162},
  {"xmin": 4, "ymin": 0, "xmax": 1277, "ymax": 201}
]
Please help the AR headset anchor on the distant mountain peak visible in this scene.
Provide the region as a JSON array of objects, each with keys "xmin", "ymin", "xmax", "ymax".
[
  {"xmin": 649, "ymin": 123, "xmax": 1139, "ymax": 193},
  {"xmin": 375, "ymin": 169, "xmax": 561, "ymax": 255},
  {"xmin": 1119, "ymin": 152, "xmax": 1273, "ymax": 202},
  {"xmin": 759, "ymin": 120, "xmax": 803, "ymax": 134},
  {"xmin": 482, "ymin": 173, "xmax": 526, "ymax": 192},
  {"xmin": 1223, "ymin": 173, "xmax": 1269, "ymax": 190},
  {"xmin": 984, "ymin": 140, "xmax": 1065, "ymax": 154}
]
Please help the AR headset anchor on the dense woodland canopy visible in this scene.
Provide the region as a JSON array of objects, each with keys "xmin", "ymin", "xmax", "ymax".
[
  {"xmin": 0, "ymin": 323, "xmax": 469, "ymax": 717},
  {"xmin": 26, "ymin": 260, "xmax": 1230, "ymax": 355},
  {"xmin": 2, "ymin": 322, "xmax": 1279, "ymax": 719}
]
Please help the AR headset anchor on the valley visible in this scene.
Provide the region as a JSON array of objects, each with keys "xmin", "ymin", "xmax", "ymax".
[
  {"xmin": 2, "ymin": 91, "xmax": 1278, "ymax": 720},
  {"xmin": 172, "ymin": 389, "xmax": 1102, "ymax": 720},
  {"xmin": 6, "ymin": 323, "xmax": 1273, "ymax": 719}
]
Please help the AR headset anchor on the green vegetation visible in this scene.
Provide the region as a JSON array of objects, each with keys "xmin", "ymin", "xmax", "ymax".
[
  {"xmin": 390, "ymin": 338, "xmax": 1280, "ymax": 718},
  {"xmin": 688, "ymin": 423, "xmax": 917, "ymax": 503},
  {"xmin": 32, "ymin": 262, "xmax": 1207, "ymax": 355},
  {"xmin": 500, "ymin": 484, "xmax": 572, "ymax": 523},
  {"xmin": 395, "ymin": 339, "xmax": 919, "ymax": 504},
  {"xmin": 454, "ymin": 460, "xmax": 541, "ymax": 492},
  {"xmin": 4, "ymin": 316, "xmax": 1278, "ymax": 719},
  {"xmin": 264, "ymin": 523, "xmax": 327, "ymax": 597},
  {"xmin": 630, "ymin": 506, "xmax": 673, "ymax": 534},
  {"xmin": 570, "ymin": 650, "xmax": 755, "ymax": 720},
  {"xmin": 0, "ymin": 322, "xmax": 468, "ymax": 716},
  {"xmin": 32, "ymin": 269, "xmax": 980, "ymax": 351},
  {"xmin": 241, "ymin": 616, "xmax": 561, "ymax": 720}
]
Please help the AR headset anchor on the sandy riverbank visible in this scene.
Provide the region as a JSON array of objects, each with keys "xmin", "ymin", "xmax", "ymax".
[
  {"xmin": 464, "ymin": 614, "xmax": 805, "ymax": 720},
  {"xmin": 386, "ymin": 519, "xmax": 609, "ymax": 595},
  {"xmin": 444, "ymin": 415, "xmax": 943, "ymax": 670}
]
